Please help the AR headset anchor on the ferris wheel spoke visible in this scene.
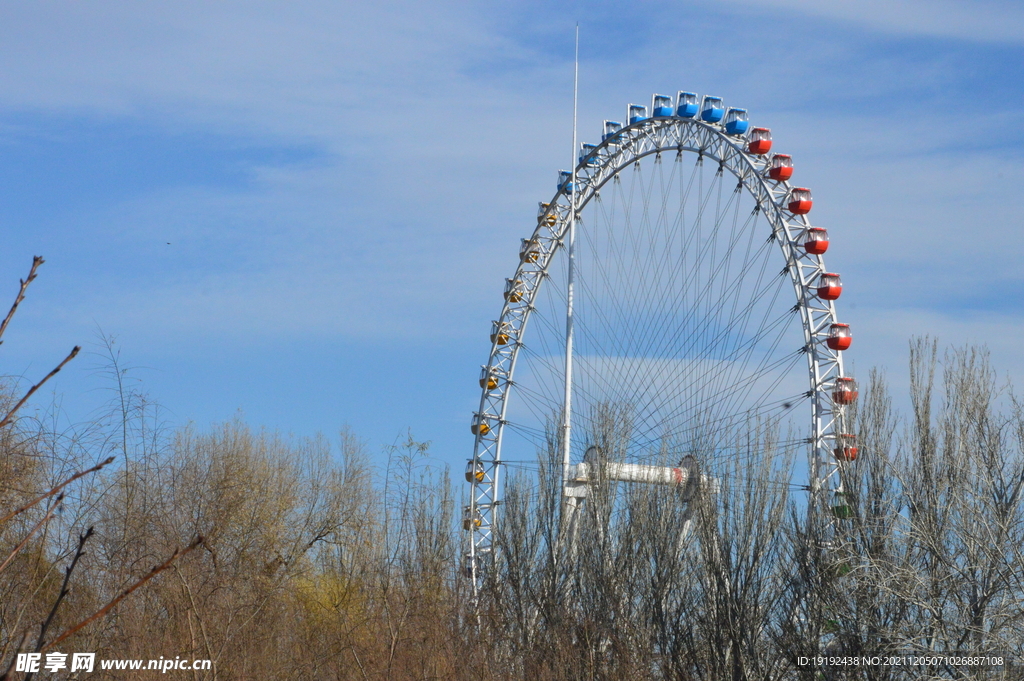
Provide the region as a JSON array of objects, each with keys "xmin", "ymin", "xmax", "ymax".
[
  {"xmin": 628, "ymin": 389, "xmax": 810, "ymax": 458},
  {"xmin": 646, "ymin": 249, "xmax": 779, "ymax": 408},
  {"xmin": 681, "ymin": 290, "xmax": 793, "ymax": 428},
  {"xmin": 569, "ymin": 155, "xmax": 782, "ymax": 450},
  {"xmin": 517, "ymin": 332, "xmax": 657, "ymax": 435},
  {"xmin": 580, "ymin": 161, "xmax": 737, "ymax": 414},
  {"xmin": 600, "ymin": 258, "xmax": 791, "ymax": 447},
  {"xmin": 626, "ymin": 311, "xmax": 798, "ymax": 447}
]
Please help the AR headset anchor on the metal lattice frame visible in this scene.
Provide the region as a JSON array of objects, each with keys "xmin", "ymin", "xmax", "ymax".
[{"xmin": 466, "ymin": 113, "xmax": 849, "ymax": 589}]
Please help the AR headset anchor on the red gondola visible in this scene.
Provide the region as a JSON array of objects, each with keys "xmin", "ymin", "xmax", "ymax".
[
  {"xmin": 788, "ymin": 188, "xmax": 813, "ymax": 215},
  {"xmin": 816, "ymin": 272, "xmax": 842, "ymax": 300},
  {"xmin": 748, "ymin": 127, "xmax": 772, "ymax": 155},
  {"xmin": 802, "ymin": 227, "xmax": 829, "ymax": 255},
  {"xmin": 834, "ymin": 433, "xmax": 858, "ymax": 461},
  {"xmin": 827, "ymin": 323, "xmax": 852, "ymax": 351},
  {"xmin": 768, "ymin": 154, "xmax": 793, "ymax": 181},
  {"xmin": 832, "ymin": 376, "xmax": 858, "ymax": 404}
]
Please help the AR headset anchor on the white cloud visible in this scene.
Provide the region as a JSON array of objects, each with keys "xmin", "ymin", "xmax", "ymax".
[
  {"xmin": 0, "ymin": 2, "xmax": 513, "ymax": 149},
  {"xmin": 2, "ymin": 0, "xmax": 1022, "ymax": 378},
  {"xmin": 717, "ymin": 0, "xmax": 1024, "ymax": 43}
]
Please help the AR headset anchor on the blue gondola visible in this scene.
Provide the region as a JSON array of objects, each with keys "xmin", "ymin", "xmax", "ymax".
[
  {"xmin": 558, "ymin": 170, "xmax": 574, "ymax": 194},
  {"xmin": 652, "ymin": 94, "xmax": 674, "ymax": 117},
  {"xmin": 603, "ymin": 120, "xmax": 623, "ymax": 143},
  {"xmin": 628, "ymin": 104, "xmax": 647, "ymax": 124},
  {"xmin": 677, "ymin": 91, "xmax": 698, "ymax": 118},
  {"xmin": 579, "ymin": 143, "xmax": 599, "ymax": 166},
  {"xmin": 701, "ymin": 96, "xmax": 725, "ymax": 123},
  {"xmin": 725, "ymin": 108, "xmax": 749, "ymax": 135}
]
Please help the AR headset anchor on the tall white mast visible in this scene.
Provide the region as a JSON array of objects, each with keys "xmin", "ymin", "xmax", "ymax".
[{"xmin": 561, "ymin": 25, "xmax": 579, "ymax": 491}]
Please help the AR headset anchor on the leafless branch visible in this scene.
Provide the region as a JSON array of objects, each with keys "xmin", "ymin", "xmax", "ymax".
[
  {"xmin": 0, "ymin": 630, "xmax": 28, "ymax": 681},
  {"xmin": 0, "ymin": 345, "xmax": 81, "ymax": 431},
  {"xmin": 21, "ymin": 528, "xmax": 95, "ymax": 681},
  {"xmin": 34, "ymin": 527, "xmax": 94, "ymax": 652},
  {"xmin": 0, "ymin": 457, "xmax": 114, "ymax": 526},
  {"xmin": 0, "ymin": 495, "xmax": 64, "ymax": 575},
  {"xmin": 41, "ymin": 536, "xmax": 205, "ymax": 652},
  {"xmin": 0, "ymin": 256, "xmax": 43, "ymax": 345}
]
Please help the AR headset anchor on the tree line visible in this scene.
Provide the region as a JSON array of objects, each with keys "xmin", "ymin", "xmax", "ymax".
[{"xmin": 1, "ymin": 260, "xmax": 1022, "ymax": 680}]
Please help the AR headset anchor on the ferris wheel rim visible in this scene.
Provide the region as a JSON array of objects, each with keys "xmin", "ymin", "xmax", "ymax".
[{"xmin": 465, "ymin": 112, "xmax": 851, "ymax": 586}]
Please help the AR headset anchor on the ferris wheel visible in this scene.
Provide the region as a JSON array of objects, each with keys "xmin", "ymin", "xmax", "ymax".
[{"xmin": 464, "ymin": 91, "xmax": 858, "ymax": 588}]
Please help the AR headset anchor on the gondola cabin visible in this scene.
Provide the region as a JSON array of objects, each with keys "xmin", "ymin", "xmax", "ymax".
[
  {"xmin": 628, "ymin": 104, "xmax": 647, "ymax": 124},
  {"xmin": 579, "ymin": 143, "xmax": 598, "ymax": 167},
  {"xmin": 827, "ymin": 324, "xmax": 853, "ymax": 351},
  {"xmin": 470, "ymin": 418, "xmax": 490, "ymax": 436},
  {"xmin": 700, "ymin": 96, "xmax": 725, "ymax": 123},
  {"xmin": 768, "ymin": 154, "xmax": 793, "ymax": 181},
  {"xmin": 747, "ymin": 127, "xmax": 772, "ymax": 155},
  {"xmin": 491, "ymin": 321, "xmax": 511, "ymax": 346},
  {"xmin": 558, "ymin": 170, "xmax": 574, "ymax": 194},
  {"xmin": 538, "ymin": 202, "xmax": 556, "ymax": 226},
  {"xmin": 504, "ymin": 278, "xmax": 525, "ymax": 303},
  {"xmin": 463, "ymin": 506, "xmax": 482, "ymax": 530},
  {"xmin": 724, "ymin": 108, "xmax": 749, "ymax": 135},
  {"xmin": 832, "ymin": 377, "xmax": 858, "ymax": 405},
  {"xmin": 677, "ymin": 91, "xmax": 699, "ymax": 118},
  {"xmin": 788, "ymin": 187, "xmax": 813, "ymax": 214},
  {"xmin": 802, "ymin": 227, "xmax": 829, "ymax": 255},
  {"xmin": 603, "ymin": 120, "xmax": 623, "ymax": 143},
  {"xmin": 832, "ymin": 492, "xmax": 854, "ymax": 519},
  {"xmin": 834, "ymin": 434, "xmax": 858, "ymax": 462},
  {"xmin": 479, "ymin": 366, "xmax": 499, "ymax": 390},
  {"xmin": 520, "ymin": 238, "xmax": 541, "ymax": 262},
  {"xmin": 466, "ymin": 460, "xmax": 485, "ymax": 483},
  {"xmin": 816, "ymin": 272, "xmax": 842, "ymax": 300},
  {"xmin": 652, "ymin": 94, "xmax": 674, "ymax": 117}
]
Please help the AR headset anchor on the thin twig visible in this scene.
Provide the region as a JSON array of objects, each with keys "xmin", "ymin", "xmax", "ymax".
[
  {"xmin": 0, "ymin": 630, "xmax": 28, "ymax": 681},
  {"xmin": 0, "ymin": 346, "xmax": 81, "ymax": 431},
  {"xmin": 35, "ymin": 528, "xmax": 94, "ymax": 651},
  {"xmin": 349, "ymin": 646, "xmax": 371, "ymax": 681},
  {"xmin": 0, "ymin": 457, "xmax": 115, "ymax": 526},
  {"xmin": 22, "ymin": 528, "xmax": 94, "ymax": 681},
  {"xmin": 41, "ymin": 536, "xmax": 205, "ymax": 651},
  {"xmin": 0, "ymin": 256, "xmax": 43, "ymax": 345},
  {"xmin": 0, "ymin": 496, "xmax": 64, "ymax": 574}
]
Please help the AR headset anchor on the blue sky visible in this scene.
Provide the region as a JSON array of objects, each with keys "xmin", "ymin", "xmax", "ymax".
[{"xmin": 1, "ymin": 0, "xmax": 1023, "ymax": 474}]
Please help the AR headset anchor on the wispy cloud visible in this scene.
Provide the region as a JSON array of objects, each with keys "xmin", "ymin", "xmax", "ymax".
[
  {"xmin": 716, "ymin": 0, "xmax": 1024, "ymax": 43},
  {"xmin": 0, "ymin": 0, "xmax": 1020, "ymax": 457}
]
